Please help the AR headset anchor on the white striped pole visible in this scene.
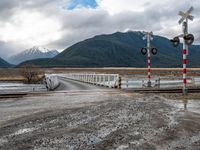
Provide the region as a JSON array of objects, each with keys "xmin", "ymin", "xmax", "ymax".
[
  {"xmin": 178, "ymin": 7, "xmax": 194, "ymax": 95},
  {"xmin": 147, "ymin": 34, "xmax": 151, "ymax": 87},
  {"xmin": 182, "ymin": 38, "xmax": 187, "ymax": 95},
  {"xmin": 182, "ymin": 18, "xmax": 188, "ymax": 96},
  {"xmin": 148, "ymin": 48, "xmax": 151, "ymax": 82}
]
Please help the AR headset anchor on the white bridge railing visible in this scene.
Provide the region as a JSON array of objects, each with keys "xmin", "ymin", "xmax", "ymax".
[
  {"xmin": 45, "ymin": 74, "xmax": 60, "ymax": 90},
  {"xmin": 45, "ymin": 73, "xmax": 197, "ymax": 90},
  {"xmin": 58, "ymin": 73, "xmax": 121, "ymax": 88},
  {"xmin": 121, "ymin": 78, "xmax": 195, "ymax": 89}
]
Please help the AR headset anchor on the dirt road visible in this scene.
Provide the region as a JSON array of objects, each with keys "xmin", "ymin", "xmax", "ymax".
[{"xmin": 0, "ymin": 79, "xmax": 200, "ymax": 150}]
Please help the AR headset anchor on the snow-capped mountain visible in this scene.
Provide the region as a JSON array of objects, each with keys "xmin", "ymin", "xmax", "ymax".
[{"xmin": 8, "ymin": 46, "xmax": 59, "ymax": 65}]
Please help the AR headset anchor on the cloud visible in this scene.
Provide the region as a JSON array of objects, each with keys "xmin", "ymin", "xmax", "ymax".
[
  {"xmin": 97, "ymin": 0, "xmax": 150, "ymax": 14},
  {"xmin": 0, "ymin": 0, "xmax": 199, "ymax": 59}
]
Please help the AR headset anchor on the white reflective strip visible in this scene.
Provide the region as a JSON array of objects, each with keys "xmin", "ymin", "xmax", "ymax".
[
  {"xmin": 183, "ymin": 74, "xmax": 186, "ymax": 79},
  {"xmin": 183, "ymin": 64, "xmax": 186, "ymax": 68},
  {"xmin": 148, "ymin": 49, "xmax": 150, "ymax": 57},
  {"xmin": 148, "ymin": 72, "xmax": 151, "ymax": 76},
  {"xmin": 183, "ymin": 43, "xmax": 186, "ymax": 49},
  {"xmin": 183, "ymin": 55, "xmax": 186, "ymax": 59}
]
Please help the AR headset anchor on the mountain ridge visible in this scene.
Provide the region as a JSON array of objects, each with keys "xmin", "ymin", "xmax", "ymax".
[
  {"xmin": 19, "ymin": 31, "xmax": 200, "ymax": 68},
  {"xmin": 0, "ymin": 57, "xmax": 12, "ymax": 68},
  {"xmin": 8, "ymin": 46, "xmax": 59, "ymax": 65}
]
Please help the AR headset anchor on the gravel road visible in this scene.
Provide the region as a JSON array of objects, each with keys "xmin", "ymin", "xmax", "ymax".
[{"xmin": 0, "ymin": 79, "xmax": 200, "ymax": 150}]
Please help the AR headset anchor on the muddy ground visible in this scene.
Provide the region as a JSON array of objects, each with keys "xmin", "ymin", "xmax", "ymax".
[{"xmin": 0, "ymin": 90, "xmax": 200, "ymax": 150}]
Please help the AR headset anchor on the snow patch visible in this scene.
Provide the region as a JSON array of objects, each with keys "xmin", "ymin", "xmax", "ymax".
[{"xmin": 12, "ymin": 128, "xmax": 35, "ymax": 135}]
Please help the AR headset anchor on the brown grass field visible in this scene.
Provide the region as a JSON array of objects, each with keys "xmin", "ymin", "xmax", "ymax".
[{"xmin": 0, "ymin": 68, "xmax": 200, "ymax": 81}]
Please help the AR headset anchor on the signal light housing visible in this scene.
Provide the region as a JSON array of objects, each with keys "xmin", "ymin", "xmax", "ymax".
[
  {"xmin": 170, "ymin": 37, "xmax": 180, "ymax": 47},
  {"xmin": 141, "ymin": 48, "xmax": 147, "ymax": 55},
  {"xmin": 151, "ymin": 48, "xmax": 157, "ymax": 55},
  {"xmin": 184, "ymin": 34, "xmax": 194, "ymax": 45}
]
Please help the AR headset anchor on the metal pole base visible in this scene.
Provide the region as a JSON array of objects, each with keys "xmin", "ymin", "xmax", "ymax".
[
  {"xmin": 147, "ymin": 81, "xmax": 151, "ymax": 87},
  {"xmin": 182, "ymin": 88, "xmax": 188, "ymax": 96}
]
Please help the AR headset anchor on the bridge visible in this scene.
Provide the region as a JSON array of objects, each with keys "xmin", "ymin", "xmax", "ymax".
[{"xmin": 44, "ymin": 73, "xmax": 197, "ymax": 92}]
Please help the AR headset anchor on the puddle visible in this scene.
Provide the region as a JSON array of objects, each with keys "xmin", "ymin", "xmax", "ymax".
[{"xmin": 173, "ymin": 100, "xmax": 200, "ymax": 114}]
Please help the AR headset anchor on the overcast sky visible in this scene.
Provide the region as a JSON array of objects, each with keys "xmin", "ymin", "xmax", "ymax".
[{"xmin": 0, "ymin": 0, "xmax": 199, "ymax": 58}]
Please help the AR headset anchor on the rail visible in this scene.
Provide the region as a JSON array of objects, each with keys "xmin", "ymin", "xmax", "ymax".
[
  {"xmin": 121, "ymin": 78, "xmax": 195, "ymax": 89},
  {"xmin": 58, "ymin": 73, "xmax": 121, "ymax": 88}
]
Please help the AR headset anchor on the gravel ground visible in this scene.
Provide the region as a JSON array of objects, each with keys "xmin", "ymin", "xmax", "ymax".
[{"xmin": 0, "ymin": 90, "xmax": 200, "ymax": 150}]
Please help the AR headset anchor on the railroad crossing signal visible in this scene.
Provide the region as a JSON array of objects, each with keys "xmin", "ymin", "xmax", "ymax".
[
  {"xmin": 151, "ymin": 48, "xmax": 158, "ymax": 55},
  {"xmin": 178, "ymin": 6, "xmax": 194, "ymax": 25},
  {"xmin": 170, "ymin": 37, "xmax": 180, "ymax": 47},
  {"xmin": 170, "ymin": 6, "xmax": 195, "ymax": 96},
  {"xmin": 141, "ymin": 31, "xmax": 158, "ymax": 87},
  {"xmin": 141, "ymin": 47, "xmax": 158, "ymax": 55},
  {"xmin": 184, "ymin": 34, "xmax": 194, "ymax": 45}
]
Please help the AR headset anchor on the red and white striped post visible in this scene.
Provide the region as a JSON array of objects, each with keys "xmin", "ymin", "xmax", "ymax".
[
  {"xmin": 147, "ymin": 34, "xmax": 151, "ymax": 87},
  {"xmin": 170, "ymin": 7, "xmax": 194, "ymax": 96},
  {"xmin": 142, "ymin": 31, "xmax": 153, "ymax": 87},
  {"xmin": 182, "ymin": 42, "xmax": 187, "ymax": 95}
]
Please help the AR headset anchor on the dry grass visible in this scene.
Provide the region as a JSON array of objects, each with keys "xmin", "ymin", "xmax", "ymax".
[
  {"xmin": 46, "ymin": 67, "xmax": 200, "ymax": 76},
  {"xmin": 0, "ymin": 68, "xmax": 200, "ymax": 81}
]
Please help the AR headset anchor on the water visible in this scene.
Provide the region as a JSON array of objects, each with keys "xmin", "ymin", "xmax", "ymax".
[
  {"xmin": 173, "ymin": 99, "xmax": 200, "ymax": 114},
  {"xmin": 0, "ymin": 81, "xmax": 47, "ymax": 93}
]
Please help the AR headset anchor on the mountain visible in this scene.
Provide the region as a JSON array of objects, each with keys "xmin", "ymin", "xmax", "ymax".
[
  {"xmin": 0, "ymin": 57, "xmax": 12, "ymax": 68},
  {"xmin": 9, "ymin": 46, "xmax": 59, "ymax": 65},
  {"xmin": 19, "ymin": 31, "xmax": 200, "ymax": 67}
]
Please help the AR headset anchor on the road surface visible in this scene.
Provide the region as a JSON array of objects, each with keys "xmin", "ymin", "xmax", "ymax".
[
  {"xmin": 0, "ymin": 78, "xmax": 200, "ymax": 150},
  {"xmin": 55, "ymin": 77, "xmax": 106, "ymax": 91}
]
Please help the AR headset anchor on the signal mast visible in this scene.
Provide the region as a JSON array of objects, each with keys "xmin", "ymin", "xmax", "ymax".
[
  {"xmin": 170, "ymin": 6, "xmax": 194, "ymax": 95},
  {"xmin": 141, "ymin": 31, "xmax": 158, "ymax": 87}
]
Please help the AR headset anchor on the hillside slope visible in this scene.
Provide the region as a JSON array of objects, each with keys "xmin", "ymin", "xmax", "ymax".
[
  {"xmin": 20, "ymin": 31, "xmax": 200, "ymax": 67},
  {"xmin": 0, "ymin": 57, "xmax": 12, "ymax": 68}
]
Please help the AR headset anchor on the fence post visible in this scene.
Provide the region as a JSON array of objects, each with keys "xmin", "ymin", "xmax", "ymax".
[
  {"xmin": 100, "ymin": 75, "xmax": 103, "ymax": 85},
  {"xmin": 158, "ymin": 77, "xmax": 160, "ymax": 88},
  {"xmin": 97, "ymin": 75, "xmax": 99, "ymax": 84},
  {"xmin": 191, "ymin": 77, "xmax": 195, "ymax": 86},
  {"xmin": 95, "ymin": 75, "xmax": 97, "ymax": 84},
  {"xmin": 118, "ymin": 76, "xmax": 122, "ymax": 89},
  {"xmin": 108, "ymin": 75, "xmax": 111, "ymax": 85},
  {"xmin": 103, "ymin": 75, "xmax": 106, "ymax": 86}
]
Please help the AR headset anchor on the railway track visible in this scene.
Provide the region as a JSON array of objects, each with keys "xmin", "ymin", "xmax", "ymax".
[
  {"xmin": 128, "ymin": 88, "xmax": 200, "ymax": 93},
  {"xmin": 0, "ymin": 93, "xmax": 28, "ymax": 98}
]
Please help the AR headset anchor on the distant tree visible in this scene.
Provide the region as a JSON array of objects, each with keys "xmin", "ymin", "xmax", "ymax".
[{"xmin": 20, "ymin": 64, "xmax": 44, "ymax": 84}]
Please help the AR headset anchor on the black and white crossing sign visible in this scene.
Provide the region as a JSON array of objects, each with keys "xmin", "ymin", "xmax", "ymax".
[{"xmin": 178, "ymin": 6, "xmax": 194, "ymax": 24}]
